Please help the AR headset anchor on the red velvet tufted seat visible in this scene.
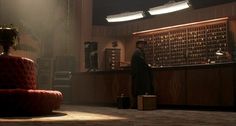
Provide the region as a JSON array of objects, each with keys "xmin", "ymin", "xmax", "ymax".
[
  {"xmin": 0, "ymin": 55, "xmax": 36, "ymax": 89},
  {"xmin": 0, "ymin": 89, "xmax": 62, "ymax": 115},
  {"xmin": 0, "ymin": 55, "xmax": 63, "ymax": 116}
]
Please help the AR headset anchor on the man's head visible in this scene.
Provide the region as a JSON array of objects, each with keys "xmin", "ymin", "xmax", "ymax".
[{"xmin": 136, "ymin": 40, "xmax": 147, "ymax": 49}]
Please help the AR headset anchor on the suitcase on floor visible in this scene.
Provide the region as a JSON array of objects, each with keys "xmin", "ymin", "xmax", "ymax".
[
  {"xmin": 117, "ymin": 96, "xmax": 130, "ymax": 109},
  {"xmin": 138, "ymin": 95, "xmax": 157, "ymax": 110}
]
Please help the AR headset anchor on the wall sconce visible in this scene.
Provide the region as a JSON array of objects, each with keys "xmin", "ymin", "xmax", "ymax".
[
  {"xmin": 148, "ymin": 0, "xmax": 190, "ymax": 15},
  {"xmin": 106, "ymin": 11, "xmax": 145, "ymax": 22}
]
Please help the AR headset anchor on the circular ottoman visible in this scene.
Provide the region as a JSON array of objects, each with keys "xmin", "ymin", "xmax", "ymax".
[
  {"xmin": 0, "ymin": 55, "xmax": 63, "ymax": 116},
  {"xmin": 0, "ymin": 89, "xmax": 62, "ymax": 116}
]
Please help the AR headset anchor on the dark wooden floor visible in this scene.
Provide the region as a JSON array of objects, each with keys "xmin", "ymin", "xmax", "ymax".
[{"xmin": 1, "ymin": 105, "xmax": 236, "ymax": 126}]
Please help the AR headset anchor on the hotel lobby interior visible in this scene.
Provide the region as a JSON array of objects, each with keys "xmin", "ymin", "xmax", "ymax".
[{"xmin": 1, "ymin": 0, "xmax": 236, "ymax": 125}]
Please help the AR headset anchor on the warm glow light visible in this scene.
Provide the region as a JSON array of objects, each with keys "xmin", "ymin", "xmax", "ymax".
[
  {"xmin": 0, "ymin": 110, "xmax": 127, "ymax": 122},
  {"xmin": 133, "ymin": 17, "xmax": 229, "ymax": 35},
  {"xmin": 148, "ymin": 0, "xmax": 190, "ymax": 15},
  {"xmin": 216, "ymin": 48, "xmax": 224, "ymax": 56},
  {"xmin": 106, "ymin": 11, "xmax": 144, "ymax": 22},
  {"xmin": 0, "ymin": 27, "xmax": 11, "ymax": 30}
]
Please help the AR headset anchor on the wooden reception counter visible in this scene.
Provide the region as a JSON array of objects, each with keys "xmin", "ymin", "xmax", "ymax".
[{"xmin": 71, "ymin": 62, "xmax": 236, "ymax": 109}]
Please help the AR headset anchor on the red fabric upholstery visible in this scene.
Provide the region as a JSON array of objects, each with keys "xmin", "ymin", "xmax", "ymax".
[
  {"xmin": 0, "ymin": 55, "xmax": 36, "ymax": 89},
  {"xmin": 0, "ymin": 55, "xmax": 63, "ymax": 116},
  {"xmin": 0, "ymin": 89, "xmax": 63, "ymax": 116}
]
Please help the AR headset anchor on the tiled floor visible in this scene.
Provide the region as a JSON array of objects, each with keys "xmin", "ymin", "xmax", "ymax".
[{"xmin": 1, "ymin": 105, "xmax": 236, "ymax": 126}]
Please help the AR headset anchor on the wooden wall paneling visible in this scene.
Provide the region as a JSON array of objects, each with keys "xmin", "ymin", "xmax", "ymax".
[
  {"xmin": 111, "ymin": 73, "xmax": 119, "ymax": 101},
  {"xmin": 71, "ymin": 73, "xmax": 96, "ymax": 104},
  {"xmin": 115, "ymin": 72, "xmax": 132, "ymax": 97},
  {"xmin": 94, "ymin": 73, "xmax": 104, "ymax": 103},
  {"xmin": 186, "ymin": 67, "xmax": 220, "ymax": 106},
  {"xmin": 154, "ymin": 69, "xmax": 186, "ymax": 105},
  {"xmin": 94, "ymin": 73, "xmax": 115, "ymax": 105},
  {"xmin": 71, "ymin": 63, "xmax": 235, "ymax": 107},
  {"xmin": 219, "ymin": 65, "xmax": 234, "ymax": 106},
  {"xmin": 105, "ymin": 73, "xmax": 117, "ymax": 104}
]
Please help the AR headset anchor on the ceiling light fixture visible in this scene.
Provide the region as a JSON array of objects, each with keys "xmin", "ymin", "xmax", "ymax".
[
  {"xmin": 106, "ymin": 11, "xmax": 144, "ymax": 23},
  {"xmin": 148, "ymin": 0, "xmax": 190, "ymax": 15}
]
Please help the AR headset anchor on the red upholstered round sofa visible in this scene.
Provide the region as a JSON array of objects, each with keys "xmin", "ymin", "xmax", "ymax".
[{"xmin": 0, "ymin": 55, "xmax": 63, "ymax": 116}]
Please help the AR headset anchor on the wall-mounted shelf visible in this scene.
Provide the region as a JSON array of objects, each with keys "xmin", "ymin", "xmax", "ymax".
[{"xmin": 133, "ymin": 17, "xmax": 232, "ymax": 67}]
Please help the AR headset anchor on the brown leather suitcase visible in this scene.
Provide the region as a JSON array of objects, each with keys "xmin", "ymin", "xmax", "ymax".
[{"xmin": 137, "ymin": 95, "xmax": 157, "ymax": 110}]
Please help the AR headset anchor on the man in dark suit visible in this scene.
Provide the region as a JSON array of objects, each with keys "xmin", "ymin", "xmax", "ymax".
[{"xmin": 131, "ymin": 40, "xmax": 154, "ymax": 108}]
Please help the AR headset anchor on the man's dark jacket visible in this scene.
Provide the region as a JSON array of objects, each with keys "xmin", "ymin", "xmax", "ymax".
[{"xmin": 131, "ymin": 47, "xmax": 153, "ymax": 96}]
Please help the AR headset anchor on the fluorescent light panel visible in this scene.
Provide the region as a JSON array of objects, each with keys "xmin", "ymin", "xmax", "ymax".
[
  {"xmin": 148, "ymin": 0, "xmax": 190, "ymax": 15},
  {"xmin": 106, "ymin": 11, "xmax": 144, "ymax": 22}
]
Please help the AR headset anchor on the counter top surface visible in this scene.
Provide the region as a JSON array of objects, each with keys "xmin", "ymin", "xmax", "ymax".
[{"xmin": 75, "ymin": 62, "xmax": 236, "ymax": 74}]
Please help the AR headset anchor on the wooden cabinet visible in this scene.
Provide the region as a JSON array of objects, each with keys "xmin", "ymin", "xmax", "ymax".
[{"xmin": 104, "ymin": 48, "xmax": 121, "ymax": 70}]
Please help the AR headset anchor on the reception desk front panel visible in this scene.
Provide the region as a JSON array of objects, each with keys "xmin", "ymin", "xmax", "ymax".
[{"xmin": 71, "ymin": 63, "xmax": 236, "ymax": 109}]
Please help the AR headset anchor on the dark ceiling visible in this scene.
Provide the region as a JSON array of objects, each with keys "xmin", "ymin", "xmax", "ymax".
[{"xmin": 92, "ymin": 0, "xmax": 235, "ymax": 25}]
